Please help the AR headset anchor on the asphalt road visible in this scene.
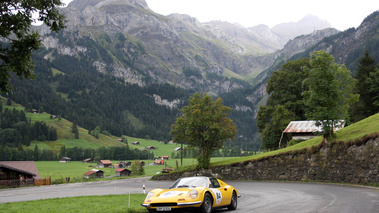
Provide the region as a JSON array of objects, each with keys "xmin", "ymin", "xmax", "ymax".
[{"xmin": 1, "ymin": 177, "xmax": 378, "ymax": 213}]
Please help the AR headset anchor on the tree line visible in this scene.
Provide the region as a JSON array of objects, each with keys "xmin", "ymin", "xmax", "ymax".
[
  {"xmin": 0, "ymin": 106, "xmax": 57, "ymax": 148},
  {"xmin": 0, "ymin": 144, "xmax": 151, "ymax": 161}
]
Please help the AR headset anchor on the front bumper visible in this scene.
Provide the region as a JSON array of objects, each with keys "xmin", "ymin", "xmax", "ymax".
[{"xmin": 141, "ymin": 201, "xmax": 202, "ymax": 208}]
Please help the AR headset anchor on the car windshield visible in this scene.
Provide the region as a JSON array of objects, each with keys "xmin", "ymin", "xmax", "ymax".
[{"xmin": 170, "ymin": 177, "xmax": 208, "ymax": 189}]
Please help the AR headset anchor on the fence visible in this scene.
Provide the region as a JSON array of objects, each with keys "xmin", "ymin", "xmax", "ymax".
[
  {"xmin": 0, "ymin": 179, "xmax": 35, "ymax": 188},
  {"xmin": 35, "ymin": 177, "xmax": 51, "ymax": 186},
  {"xmin": 0, "ymin": 177, "xmax": 51, "ymax": 188}
]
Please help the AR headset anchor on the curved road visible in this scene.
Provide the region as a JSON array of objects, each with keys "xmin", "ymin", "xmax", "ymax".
[{"xmin": 1, "ymin": 177, "xmax": 378, "ymax": 212}]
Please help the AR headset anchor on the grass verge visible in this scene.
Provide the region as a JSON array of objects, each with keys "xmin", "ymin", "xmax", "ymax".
[{"xmin": 0, "ymin": 194, "xmax": 147, "ymax": 213}]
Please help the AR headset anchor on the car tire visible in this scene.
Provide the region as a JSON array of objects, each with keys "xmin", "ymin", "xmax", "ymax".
[
  {"xmin": 227, "ymin": 191, "xmax": 237, "ymax": 210},
  {"xmin": 199, "ymin": 193, "xmax": 213, "ymax": 213}
]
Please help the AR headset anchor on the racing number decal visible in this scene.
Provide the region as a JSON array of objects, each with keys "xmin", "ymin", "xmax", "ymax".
[{"xmin": 211, "ymin": 189, "xmax": 222, "ymax": 204}]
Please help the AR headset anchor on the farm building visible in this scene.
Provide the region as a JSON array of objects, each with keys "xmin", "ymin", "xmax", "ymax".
[
  {"xmin": 0, "ymin": 161, "xmax": 41, "ymax": 188},
  {"xmin": 154, "ymin": 160, "xmax": 164, "ymax": 165},
  {"xmin": 117, "ymin": 161, "xmax": 131, "ymax": 168},
  {"xmin": 174, "ymin": 147, "xmax": 182, "ymax": 151},
  {"xmin": 82, "ymin": 158, "xmax": 93, "ymax": 163},
  {"xmin": 59, "ymin": 157, "xmax": 71, "ymax": 163},
  {"xmin": 162, "ymin": 156, "xmax": 169, "ymax": 160},
  {"xmin": 97, "ymin": 160, "xmax": 112, "ymax": 168},
  {"xmin": 83, "ymin": 169, "xmax": 104, "ymax": 179},
  {"xmin": 146, "ymin": 146, "xmax": 155, "ymax": 150},
  {"xmin": 131, "ymin": 141, "xmax": 140, "ymax": 145},
  {"xmin": 283, "ymin": 120, "xmax": 345, "ymax": 140},
  {"xmin": 115, "ymin": 168, "xmax": 132, "ymax": 177}
]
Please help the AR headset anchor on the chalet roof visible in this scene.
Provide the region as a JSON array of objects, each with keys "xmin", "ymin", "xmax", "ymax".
[
  {"xmin": 84, "ymin": 169, "xmax": 103, "ymax": 176},
  {"xmin": 83, "ymin": 170, "xmax": 96, "ymax": 176},
  {"xmin": 100, "ymin": 160, "xmax": 112, "ymax": 164},
  {"xmin": 60, "ymin": 157, "xmax": 71, "ymax": 160},
  {"xmin": 283, "ymin": 120, "xmax": 345, "ymax": 133},
  {"xmin": 0, "ymin": 161, "xmax": 41, "ymax": 179}
]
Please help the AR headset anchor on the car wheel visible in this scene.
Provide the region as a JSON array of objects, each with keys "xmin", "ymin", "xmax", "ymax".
[
  {"xmin": 227, "ymin": 191, "xmax": 237, "ymax": 210},
  {"xmin": 200, "ymin": 193, "xmax": 213, "ymax": 213}
]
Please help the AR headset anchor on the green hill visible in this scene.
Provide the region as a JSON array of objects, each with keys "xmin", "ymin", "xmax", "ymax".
[
  {"xmin": 210, "ymin": 112, "xmax": 379, "ymax": 167},
  {"xmin": 1, "ymin": 98, "xmax": 182, "ymax": 158}
]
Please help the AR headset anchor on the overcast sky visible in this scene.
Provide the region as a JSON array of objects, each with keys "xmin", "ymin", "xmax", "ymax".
[{"xmin": 62, "ymin": 0, "xmax": 379, "ymax": 31}]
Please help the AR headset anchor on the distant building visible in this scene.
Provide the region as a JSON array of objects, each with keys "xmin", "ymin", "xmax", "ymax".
[
  {"xmin": 131, "ymin": 141, "xmax": 140, "ymax": 145},
  {"xmin": 97, "ymin": 160, "xmax": 112, "ymax": 168},
  {"xmin": 59, "ymin": 157, "xmax": 71, "ymax": 163},
  {"xmin": 82, "ymin": 158, "xmax": 93, "ymax": 163},
  {"xmin": 283, "ymin": 120, "xmax": 345, "ymax": 140},
  {"xmin": 115, "ymin": 168, "xmax": 132, "ymax": 177},
  {"xmin": 162, "ymin": 156, "xmax": 169, "ymax": 160},
  {"xmin": 146, "ymin": 146, "xmax": 155, "ymax": 150},
  {"xmin": 154, "ymin": 160, "xmax": 164, "ymax": 165},
  {"xmin": 174, "ymin": 147, "xmax": 182, "ymax": 151},
  {"xmin": 83, "ymin": 169, "xmax": 104, "ymax": 179}
]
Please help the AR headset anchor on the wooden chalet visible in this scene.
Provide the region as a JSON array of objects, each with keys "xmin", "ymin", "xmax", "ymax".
[
  {"xmin": 97, "ymin": 160, "xmax": 112, "ymax": 168},
  {"xmin": 59, "ymin": 157, "xmax": 71, "ymax": 163},
  {"xmin": 117, "ymin": 161, "xmax": 131, "ymax": 168},
  {"xmin": 131, "ymin": 141, "xmax": 140, "ymax": 145},
  {"xmin": 0, "ymin": 161, "xmax": 41, "ymax": 188},
  {"xmin": 115, "ymin": 168, "xmax": 132, "ymax": 177},
  {"xmin": 82, "ymin": 158, "xmax": 93, "ymax": 163},
  {"xmin": 146, "ymin": 146, "xmax": 155, "ymax": 150},
  {"xmin": 283, "ymin": 120, "xmax": 345, "ymax": 140},
  {"xmin": 83, "ymin": 169, "xmax": 104, "ymax": 179},
  {"xmin": 162, "ymin": 156, "xmax": 169, "ymax": 160},
  {"xmin": 154, "ymin": 160, "xmax": 164, "ymax": 165}
]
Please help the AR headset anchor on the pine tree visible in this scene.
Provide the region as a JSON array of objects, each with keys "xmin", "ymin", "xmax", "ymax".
[{"xmin": 351, "ymin": 50, "xmax": 379, "ymax": 121}]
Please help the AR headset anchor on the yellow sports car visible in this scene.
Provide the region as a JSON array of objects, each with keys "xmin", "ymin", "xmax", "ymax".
[{"xmin": 141, "ymin": 176, "xmax": 240, "ymax": 213}]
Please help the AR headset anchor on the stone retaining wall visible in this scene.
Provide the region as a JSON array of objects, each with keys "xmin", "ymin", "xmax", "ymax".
[{"xmin": 153, "ymin": 136, "xmax": 379, "ymax": 185}]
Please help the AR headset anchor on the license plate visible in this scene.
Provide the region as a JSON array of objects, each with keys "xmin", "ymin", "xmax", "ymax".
[{"xmin": 156, "ymin": 206, "xmax": 171, "ymax": 211}]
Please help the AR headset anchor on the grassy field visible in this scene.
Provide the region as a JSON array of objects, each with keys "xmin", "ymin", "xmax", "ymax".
[
  {"xmin": 0, "ymin": 194, "xmax": 147, "ymax": 213},
  {"xmin": 35, "ymin": 157, "xmax": 235, "ymax": 182}
]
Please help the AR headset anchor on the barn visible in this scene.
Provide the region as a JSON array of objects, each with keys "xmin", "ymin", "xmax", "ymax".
[
  {"xmin": 97, "ymin": 160, "xmax": 112, "ymax": 168},
  {"xmin": 115, "ymin": 168, "xmax": 132, "ymax": 177},
  {"xmin": 283, "ymin": 120, "xmax": 345, "ymax": 140},
  {"xmin": 83, "ymin": 169, "xmax": 104, "ymax": 179}
]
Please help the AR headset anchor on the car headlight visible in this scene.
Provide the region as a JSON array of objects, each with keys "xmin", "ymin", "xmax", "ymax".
[
  {"xmin": 187, "ymin": 189, "xmax": 199, "ymax": 199},
  {"xmin": 145, "ymin": 192, "xmax": 154, "ymax": 201}
]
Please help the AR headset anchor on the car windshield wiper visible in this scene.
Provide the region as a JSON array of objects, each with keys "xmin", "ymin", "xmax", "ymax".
[{"xmin": 177, "ymin": 185, "xmax": 189, "ymax": 188}]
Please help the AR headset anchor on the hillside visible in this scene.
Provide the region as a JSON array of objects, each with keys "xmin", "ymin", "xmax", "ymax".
[
  {"xmin": 211, "ymin": 112, "xmax": 379, "ymax": 167},
  {"xmin": 154, "ymin": 113, "xmax": 379, "ymax": 186}
]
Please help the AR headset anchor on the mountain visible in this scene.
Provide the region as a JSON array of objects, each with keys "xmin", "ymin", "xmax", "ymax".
[
  {"xmin": 36, "ymin": 0, "xmax": 333, "ymax": 94},
  {"xmin": 10, "ymin": 0, "xmax": 377, "ymax": 152},
  {"xmin": 248, "ymin": 14, "xmax": 332, "ymax": 50},
  {"xmin": 252, "ymin": 11, "xmax": 379, "ymax": 106}
]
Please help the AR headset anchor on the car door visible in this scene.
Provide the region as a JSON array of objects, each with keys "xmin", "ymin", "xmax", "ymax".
[{"xmin": 209, "ymin": 178, "xmax": 231, "ymax": 207}]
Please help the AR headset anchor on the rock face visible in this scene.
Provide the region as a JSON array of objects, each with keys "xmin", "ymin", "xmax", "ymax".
[
  {"xmin": 153, "ymin": 136, "xmax": 379, "ymax": 185},
  {"xmin": 36, "ymin": 0, "xmax": 335, "ymax": 94}
]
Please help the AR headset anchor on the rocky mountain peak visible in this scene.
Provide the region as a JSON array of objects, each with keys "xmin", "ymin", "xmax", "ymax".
[{"xmin": 68, "ymin": 0, "xmax": 149, "ymax": 11}]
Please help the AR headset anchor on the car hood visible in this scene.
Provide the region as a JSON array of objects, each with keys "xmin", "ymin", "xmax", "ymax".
[{"xmin": 147, "ymin": 187, "xmax": 207, "ymax": 203}]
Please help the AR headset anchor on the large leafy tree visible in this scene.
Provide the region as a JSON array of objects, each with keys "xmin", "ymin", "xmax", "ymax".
[
  {"xmin": 0, "ymin": 0, "xmax": 65, "ymax": 93},
  {"xmin": 257, "ymin": 58, "xmax": 310, "ymax": 149},
  {"xmin": 170, "ymin": 93, "xmax": 237, "ymax": 169},
  {"xmin": 351, "ymin": 50, "xmax": 379, "ymax": 121},
  {"xmin": 303, "ymin": 51, "xmax": 359, "ymax": 138}
]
